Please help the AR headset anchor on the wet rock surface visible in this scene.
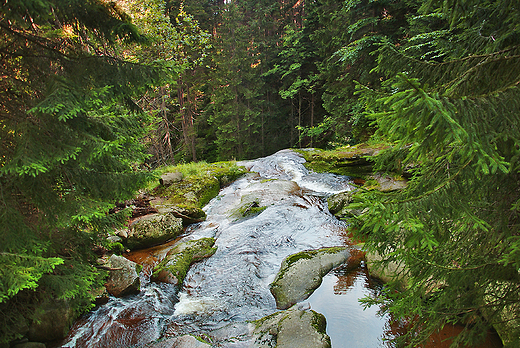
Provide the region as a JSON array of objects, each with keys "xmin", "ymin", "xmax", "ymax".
[
  {"xmin": 104, "ymin": 254, "xmax": 141, "ymax": 297},
  {"xmin": 125, "ymin": 212, "xmax": 183, "ymax": 250},
  {"xmin": 270, "ymin": 247, "xmax": 350, "ymax": 309},
  {"xmin": 145, "ymin": 335, "xmax": 211, "ymax": 348}
]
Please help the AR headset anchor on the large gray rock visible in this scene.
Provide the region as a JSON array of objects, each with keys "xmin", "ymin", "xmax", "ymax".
[
  {"xmin": 270, "ymin": 247, "xmax": 349, "ymax": 309},
  {"xmin": 28, "ymin": 299, "xmax": 75, "ymax": 342},
  {"xmin": 252, "ymin": 306, "xmax": 331, "ymax": 348},
  {"xmin": 126, "ymin": 212, "xmax": 183, "ymax": 250},
  {"xmin": 152, "ymin": 238, "xmax": 217, "ymax": 285},
  {"xmin": 104, "ymin": 254, "xmax": 141, "ymax": 297},
  {"xmin": 145, "ymin": 335, "xmax": 211, "ymax": 348}
]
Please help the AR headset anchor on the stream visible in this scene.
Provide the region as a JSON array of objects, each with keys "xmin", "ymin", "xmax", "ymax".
[{"xmin": 59, "ymin": 149, "xmax": 396, "ymax": 347}]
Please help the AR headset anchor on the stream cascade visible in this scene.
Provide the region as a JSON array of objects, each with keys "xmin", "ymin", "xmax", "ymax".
[{"xmin": 60, "ymin": 149, "xmax": 391, "ymax": 348}]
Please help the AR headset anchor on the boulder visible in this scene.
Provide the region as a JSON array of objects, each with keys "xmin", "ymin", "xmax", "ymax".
[
  {"xmin": 159, "ymin": 172, "xmax": 184, "ymax": 186},
  {"xmin": 28, "ymin": 299, "xmax": 75, "ymax": 343},
  {"xmin": 326, "ymin": 191, "xmax": 361, "ymax": 218},
  {"xmin": 152, "ymin": 238, "xmax": 217, "ymax": 285},
  {"xmin": 153, "ymin": 205, "xmax": 207, "ymax": 226},
  {"xmin": 104, "ymin": 254, "xmax": 142, "ymax": 297},
  {"xmin": 145, "ymin": 335, "xmax": 211, "ymax": 348},
  {"xmin": 12, "ymin": 343, "xmax": 46, "ymax": 348},
  {"xmin": 270, "ymin": 247, "xmax": 349, "ymax": 310},
  {"xmin": 126, "ymin": 212, "xmax": 183, "ymax": 250},
  {"xmin": 252, "ymin": 306, "xmax": 331, "ymax": 348},
  {"xmin": 365, "ymin": 251, "xmax": 409, "ymax": 291}
]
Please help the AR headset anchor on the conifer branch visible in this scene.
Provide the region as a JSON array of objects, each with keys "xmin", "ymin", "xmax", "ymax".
[
  {"xmin": 0, "ymin": 21, "xmax": 73, "ymax": 60},
  {"xmin": 390, "ymin": 155, "xmax": 474, "ymax": 205}
]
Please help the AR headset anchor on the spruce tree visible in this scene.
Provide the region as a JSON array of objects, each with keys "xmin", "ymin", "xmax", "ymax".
[
  {"xmin": 0, "ymin": 0, "xmax": 166, "ymax": 342},
  {"xmin": 348, "ymin": 0, "xmax": 520, "ymax": 346}
]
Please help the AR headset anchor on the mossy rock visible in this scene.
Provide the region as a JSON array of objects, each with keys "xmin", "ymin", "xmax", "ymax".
[
  {"xmin": 295, "ymin": 144, "xmax": 389, "ymax": 179},
  {"xmin": 270, "ymin": 247, "xmax": 349, "ymax": 309},
  {"xmin": 151, "ymin": 202, "xmax": 207, "ymax": 226},
  {"xmin": 363, "ymin": 173, "xmax": 407, "ymax": 192},
  {"xmin": 152, "ymin": 238, "xmax": 217, "ymax": 285},
  {"xmin": 28, "ymin": 299, "xmax": 76, "ymax": 343},
  {"xmin": 326, "ymin": 191, "xmax": 355, "ymax": 217},
  {"xmin": 364, "ymin": 251, "xmax": 409, "ymax": 291},
  {"xmin": 252, "ymin": 305, "xmax": 331, "ymax": 348},
  {"xmin": 229, "ymin": 198, "xmax": 268, "ymax": 221},
  {"xmin": 153, "ymin": 162, "xmax": 247, "ymax": 211},
  {"xmin": 126, "ymin": 212, "xmax": 184, "ymax": 250},
  {"xmin": 104, "ymin": 254, "xmax": 142, "ymax": 297}
]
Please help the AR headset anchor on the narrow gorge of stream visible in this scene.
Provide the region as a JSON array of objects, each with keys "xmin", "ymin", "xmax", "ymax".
[{"xmin": 60, "ymin": 149, "xmax": 393, "ymax": 348}]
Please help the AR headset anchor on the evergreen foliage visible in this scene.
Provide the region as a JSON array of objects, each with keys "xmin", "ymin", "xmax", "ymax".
[
  {"xmin": 350, "ymin": 1, "xmax": 520, "ymax": 346},
  {"xmin": 0, "ymin": 0, "xmax": 166, "ymax": 342}
]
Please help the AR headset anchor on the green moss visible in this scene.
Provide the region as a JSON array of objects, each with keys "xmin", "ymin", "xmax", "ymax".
[
  {"xmin": 193, "ymin": 335, "xmax": 211, "ymax": 344},
  {"xmin": 108, "ymin": 242, "xmax": 124, "ymax": 255},
  {"xmin": 153, "ymin": 238, "xmax": 217, "ymax": 284},
  {"xmin": 237, "ymin": 200, "xmax": 267, "ymax": 218},
  {"xmin": 285, "ymin": 251, "xmax": 315, "ymax": 265},
  {"xmin": 252, "ymin": 310, "xmax": 282, "ymax": 329},
  {"xmin": 311, "ymin": 311, "xmax": 328, "ymax": 336},
  {"xmin": 153, "ymin": 162, "xmax": 247, "ymax": 210},
  {"xmin": 294, "ymin": 144, "xmax": 390, "ymax": 179}
]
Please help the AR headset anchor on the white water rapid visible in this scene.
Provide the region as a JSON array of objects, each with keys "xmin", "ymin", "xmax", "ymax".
[{"xmin": 60, "ymin": 149, "xmax": 391, "ymax": 348}]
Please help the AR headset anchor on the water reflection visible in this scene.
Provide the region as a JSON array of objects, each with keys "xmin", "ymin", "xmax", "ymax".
[
  {"xmin": 308, "ymin": 257, "xmax": 503, "ymax": 348},
  {"xmin": 307, "ymin": 261, "xmax": 389, "ymax": 348}
]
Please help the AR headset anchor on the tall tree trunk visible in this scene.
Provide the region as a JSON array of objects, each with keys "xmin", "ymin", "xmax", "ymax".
[
  {"xmin": 310, "ymin": 92, "xmax": 314, "ymax": 148},
  {"xmin": 177, "ymin": 78, "xmax": 197, "ymax": 162},
  {"xmin": 161, "ymin": 86, "xmax": 175, "ymax": 165},
  {"xmin": 298, "ymin": 91, "xmax": 302, "ymax": 148}
]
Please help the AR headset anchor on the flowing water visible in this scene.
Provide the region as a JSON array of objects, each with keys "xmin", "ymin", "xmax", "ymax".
[{"xmin": 59, "ymin": 149, "xmax": 403, "ymax": 347}]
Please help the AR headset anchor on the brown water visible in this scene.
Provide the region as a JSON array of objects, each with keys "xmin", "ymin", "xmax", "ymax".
[{"xmin": 60, "ymin": 149, "xmax": 503, "ymax": 348}]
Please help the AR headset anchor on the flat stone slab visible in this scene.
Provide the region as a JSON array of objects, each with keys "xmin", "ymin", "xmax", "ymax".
[{"xmin": 270, "ymin": 247, "xmax": 349, "ymax": 309}]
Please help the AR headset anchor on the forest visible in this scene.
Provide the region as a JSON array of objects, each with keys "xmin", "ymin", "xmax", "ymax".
[{"xmin": 1, "ymin": 0, "xmax": 519, "ymax": 347}]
